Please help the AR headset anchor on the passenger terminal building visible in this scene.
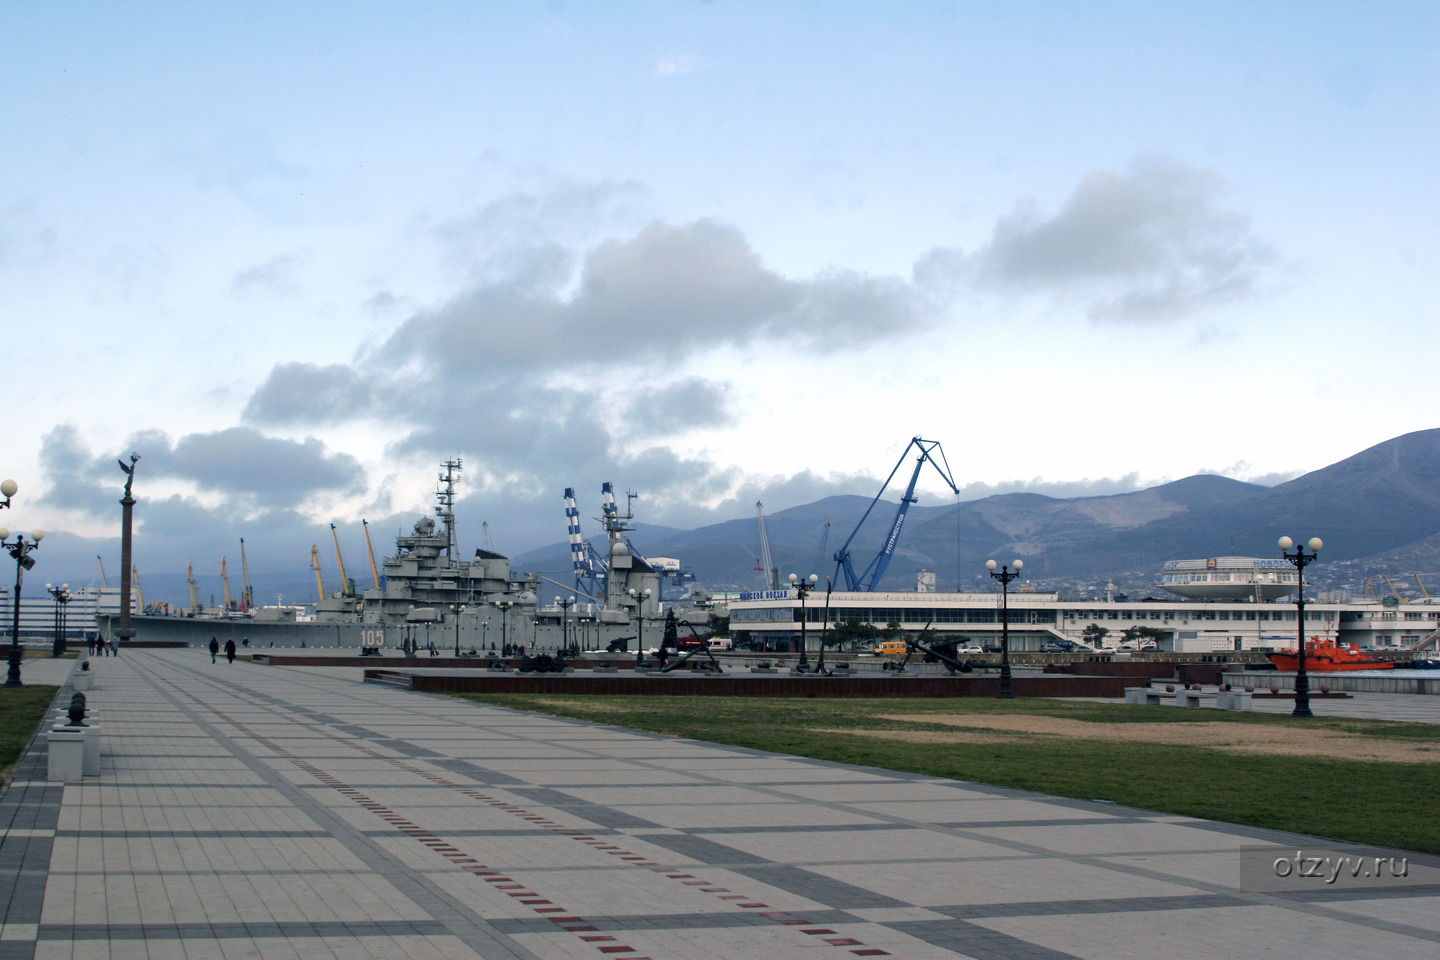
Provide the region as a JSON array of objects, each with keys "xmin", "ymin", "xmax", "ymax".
[{"xmin": 727, "ymin": 557, "xmax": 1440, "ymax": 655}]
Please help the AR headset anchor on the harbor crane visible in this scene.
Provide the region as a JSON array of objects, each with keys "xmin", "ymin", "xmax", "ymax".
[
  {"xmin": 186, "ymin": 562, "xmax": 200, "ymax": 615},
  {"xmin": 362, "ymin": 520, "xmax": 382, "ymax": 590},
  {"xmin": 310, "ymin": 544, "xmax": 326, "ymax": 601},
  {"xmin": 810, "ymin": 520, "xmax": 832, "ymax": 578},
  {"xmin": 565, "ymin": 487, "xmax": 609, "ymax": 600},
  {"xmin": 331, "ymin": 523, "xmax": 355, "ymax": 596},
  {"xmin": 755, "ymin": 502, "xmax": 779, "ymax": 590},
  {"xmin": 132, "ymin": 566, "xmax": 144, "ymax": 612},
  {"xmin": 221, "ymin": 557, "xmax": 233, "ymax": 611},
  {"xmin": 96, "ymin": 556, "xmax": 109, "ymax": 589},
  {"xmin": 832, "ymin": 436, "xmax": 962, "ymax": 592},
  {"xmin": 240, "ymin": 538, "xmax": 255, "ymax": 610}
]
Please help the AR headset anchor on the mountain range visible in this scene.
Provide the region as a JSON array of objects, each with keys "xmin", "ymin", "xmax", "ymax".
[
  {"xmin": 515, "ymin": 428, "xmax": 1440, "ymax": 598},
  {"xmin": 42, "ymin": 428, "xmax": 1440, "ymax": 607}
]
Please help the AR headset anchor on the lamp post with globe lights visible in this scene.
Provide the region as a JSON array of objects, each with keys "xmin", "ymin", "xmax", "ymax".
[
  {"xmin": 47, "ymin": 583, "xmax": 72, "ymax": 657},
  {"xmin": 987, "ymin": 559, "xmax": 1023, "ymax": 699},
  {"xmin": 628, "ymin": 587, "xmax": 652, "ymax": 664},
  {"xmin": 1279, "ymin": 536, "xmax": 1323, "ymax": 718},
  {"xmin": 788, "ymin": 573, "xmax": 819, "ymax": 667},
  {"xmin": 3, "ymin": 526, "xmax": 44, "ymax": 687},
  {"xmin": 0, "ymin": 479, "xmax": 16, "ymax": 510}
]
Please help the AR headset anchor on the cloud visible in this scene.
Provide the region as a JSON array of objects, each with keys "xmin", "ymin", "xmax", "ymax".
[
  {"xmin": 920, "ymin": 156, "xmax": 1276, "ymax": 322},
  {"xmin": 38, "ymin": 424, "xmax": 364, "ymax": 514},
  {"xmin": 148, "ymin": 428, "xmax": 365, "ymax": 505},
  {"xmin": 37, "ymin": 425, "xmax": 116, "ymax": 516},
  {"xmin": 655, "ymin": 55, "xmax": 701, "ymax": 77},
  {"xmin": 244, "ymin": 363, "xmax": 375, "ymax": 426},
  {"xmin": 429, "ymin": 177, "xmax": 650, "ymax": 281},
  {"xmin": 621, "ymin": 379, "xmax": 734, "ymax": 435},
  {"xmin": 230, "ymin": 252, "xmax": 309, "ymax": 295},
  {"xmin": 240, "ymin": 214, "xmax": 931, "ymax": 525}
]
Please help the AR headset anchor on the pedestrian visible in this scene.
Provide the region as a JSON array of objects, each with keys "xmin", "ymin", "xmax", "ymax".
[
  {"xmin": 224, "ymin": 638, "xmax": 236, "ymax": 663},
  {"xmin": 209, "ymin": 637, "xmax": 219, "ymax": 663},
  {"xmin": 242, "ymin": 636, "xmax": 249, "ymax": 648}
]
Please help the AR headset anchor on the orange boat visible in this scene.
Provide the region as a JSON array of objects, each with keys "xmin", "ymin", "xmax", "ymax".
[{"xmin": 1269, "ymin": 637, "xmax": 1396, "ymax": 672}]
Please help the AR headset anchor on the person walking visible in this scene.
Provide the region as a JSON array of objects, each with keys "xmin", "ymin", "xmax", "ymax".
[
  {"xmin": 224, "ymin": 638, "xmax": 236, "ymax": 664},
  {"xmin": 209, "ymin": 637, "xmax": 219, "ymax": 663}
]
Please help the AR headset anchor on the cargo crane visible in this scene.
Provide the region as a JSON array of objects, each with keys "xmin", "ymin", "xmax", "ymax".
[
  {"xmin": 97, "ymin": 556, "xmax": 109, "ymax": 589},
  {"xmin": 755, "ymin": 502, "xmax": 779, "ymax": 590},
  {"xmin": 221, "ymin": 557, "xmax": 233, "ymax": 611},
  {"xmin": 132, "ymin": 566, "xmax": 144, "ymax": 612},
  {"xmin": 565, "ymin": 487, "xmax": 609, "ymax": 599},
  {"xmin": 331, "ymin": 523, "xmax": 355, "ymax": 596},
  {"xmin": 810, "ymin": 520, "xmax": 832, "ymax": 578},
  {"xmin": 362, "ymin": 520, "xmax": 382, "ymax": 590},
  {"xmin": 186, "ymin": 562, "xmax": 200, "ymax": 615},
  {"xmin": 240, "ymin": 538, "xmax": 255, "ymax": 611},
  {"xmin": 832, "ymin": 437, "xmax": 961, "ymax": 591},
  {"xmin": 310, "ymin": 544, "xmax": 326, "ymax": 601}
]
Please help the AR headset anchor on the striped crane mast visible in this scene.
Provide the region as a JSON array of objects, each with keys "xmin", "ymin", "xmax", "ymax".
[{"xmin": 564, "ymin": 487, "xmax": 607, "ymax": 600}]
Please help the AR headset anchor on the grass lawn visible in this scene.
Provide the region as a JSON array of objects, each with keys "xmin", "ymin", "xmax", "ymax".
[
  {"xmin": 0, "ymin": 685, "xmax": 61, "ymax": 784},
  {"xmin": 454, "ymin": 693, "xmax": 1440, "ymax": 855}
]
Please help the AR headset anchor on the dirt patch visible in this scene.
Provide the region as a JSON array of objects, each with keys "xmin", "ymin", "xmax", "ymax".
[
  {"xmin": 829, "ymin": 714, "xmax": 1440, "ymax": 764},
  {"xmin": 530, "ymin": 698, "xmax": 627, "ymax": 714}
]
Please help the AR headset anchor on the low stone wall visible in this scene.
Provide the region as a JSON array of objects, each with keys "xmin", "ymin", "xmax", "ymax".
[
  {"xmin": 1232, "ymin": 670, "xmax": 1440, "ymax": 695},
  {"xmin": 364, "ymin": 670, "xmax": 1134, "ymax": 698}
]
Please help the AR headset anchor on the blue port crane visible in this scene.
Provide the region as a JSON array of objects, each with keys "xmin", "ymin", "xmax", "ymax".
[{"xmin": 832, "ymin": 437, "xmax": 961, "ymax": 591}]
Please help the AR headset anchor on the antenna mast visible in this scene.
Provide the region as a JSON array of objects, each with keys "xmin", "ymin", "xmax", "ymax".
[{"xmin": 437, "ymin": 458, "xmax": 462, "ymax": 564}]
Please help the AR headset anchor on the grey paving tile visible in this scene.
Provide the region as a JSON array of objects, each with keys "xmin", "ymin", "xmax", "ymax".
[{"xmin": 3, "ymin": 648, "xmax": 1437, "ymax": 959}]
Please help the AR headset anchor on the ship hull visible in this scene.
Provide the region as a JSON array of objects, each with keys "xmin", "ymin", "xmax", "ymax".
[{"xmin": 1268, "ymin": 652, "xmax": 1396, "ymax": 672}]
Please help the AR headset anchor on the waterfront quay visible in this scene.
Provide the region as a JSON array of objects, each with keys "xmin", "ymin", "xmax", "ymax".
[{"xmin": 2, "ymin": 649, "xmax": 1438, "ymax": 959}]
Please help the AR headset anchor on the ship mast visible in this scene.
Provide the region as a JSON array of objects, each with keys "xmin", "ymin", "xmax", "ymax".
[{"xmin": 437, "ymin": 458, "xmax": 462, "ymax": 565}]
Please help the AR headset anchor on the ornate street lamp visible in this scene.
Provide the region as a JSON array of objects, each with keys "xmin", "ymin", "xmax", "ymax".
[
  {"xmin": 2, "ymin": 526, "xmax": 44, "ymax": 687},
  {"xmin": 788, "ymin": 573, "xmax": 819, "ymax": 666},
  {"xmin": 628, "ymin": 587, "xmax": 652, "ymax": 664},
  {"xmin": 47, "ymin": 583, "xmax": 72, "ymax": 657},
  {"xmin": 0, "ymin": 479, "xmax": 15, "ymax": 510},
  {"xmin": 1279, "ymin": 536, "xmax": 1323, "ymax": 718},
  {"xmin": 987, "ymin": 559, "xmax": 1023, "ymax": 699}
]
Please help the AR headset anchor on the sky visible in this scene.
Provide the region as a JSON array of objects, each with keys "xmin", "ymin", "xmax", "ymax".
[{"xmin": 3, "ymin": 1, "xmax": 1437, "ymax": 584}]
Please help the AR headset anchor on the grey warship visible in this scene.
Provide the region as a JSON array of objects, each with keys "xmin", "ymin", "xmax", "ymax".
[{"xmin": 100, "ymin": 460, "xmax": 705, "ymax": 652}]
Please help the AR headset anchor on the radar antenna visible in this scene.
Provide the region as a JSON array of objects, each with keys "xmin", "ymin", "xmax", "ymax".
[{"xmin": 436, "ymin": 458, "xmax": 462, "ymax": 563}]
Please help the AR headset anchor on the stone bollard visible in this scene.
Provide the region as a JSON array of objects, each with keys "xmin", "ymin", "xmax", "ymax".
[{"xmin": 47, "ymin": 727, "xmax": 87, "ymax": 781}]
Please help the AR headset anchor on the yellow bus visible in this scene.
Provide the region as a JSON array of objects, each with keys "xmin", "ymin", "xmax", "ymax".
[{"xmin": 872, "ymin": 639, "xmax": 908, "ymax": 657}]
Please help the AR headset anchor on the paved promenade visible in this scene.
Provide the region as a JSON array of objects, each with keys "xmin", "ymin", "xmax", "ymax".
[{"xmin": 1, "ymin": 649, "xmax": 1438, "ymax": 959}]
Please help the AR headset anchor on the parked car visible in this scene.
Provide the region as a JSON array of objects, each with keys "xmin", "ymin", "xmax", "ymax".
[
  {"xmin": 957, "ymin": 644, "xmax": 984, "ymax": 655},
  {"xmin": 1039, "ymin": 639, "xmax": 1095, "ymax": 653},
  {"xmin": 981, "ymin": 643, "xmax": 1003, "ymax": 653}
]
